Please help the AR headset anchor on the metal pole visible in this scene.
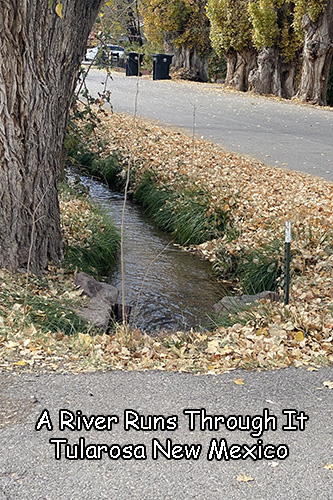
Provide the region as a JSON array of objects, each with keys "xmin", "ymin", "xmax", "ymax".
[{"xmin": 284, "ymin": 221, "xmax": 291, "ymax": 305}]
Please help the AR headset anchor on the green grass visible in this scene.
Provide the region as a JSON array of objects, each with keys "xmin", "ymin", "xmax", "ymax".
[
  {"xmin": 26, "ymin": 294, "xmax": 88, "ymax": 335},
  {"xmin": 134, "ymin": 172, "xmax": 228, "ymax": 245},
  {"xmin": 66, "ymin": 134, "xmax": 127, "ymax": 191},
  {"xmin": 64, "ymin": 204, "xmax": 120, "ymax": 278},
  {"xmin": 237, "ymin": 241, "xmax": 283, "ymax": 294},
  {"xmin": 0, "ymin": 274, "xmax": 92, "ymax": 336},
  {"xmin": 213, "ymin": 238, "xmax": 283, "ymax": 296},
  {"xmin": 87, "ymin": 154, "xmax": 128, "ymax": 191}
]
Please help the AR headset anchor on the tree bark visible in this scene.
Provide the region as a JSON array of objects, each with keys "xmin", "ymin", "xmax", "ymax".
[
  {"xmin": 164, "ymin": 33, "xmax": 208, "ymax": 82},
  {"xmin": 126, "ymin": 0, "xmax": 143, "ymax": 46},
  {"xmin": 296, "ymin": 2, "xmax": 333, "ymax": 105},
  {"xmin": 0, "ymin": 0, "xmax": 102, "ymax": 272},
  {"xmin": 225, "ymin": 49, "xmax": 257, "ymax": 92},
  {"xmin": 248, "ymin": 47, "xmax": 298, "ymax": 99},
  {"xmin": 171, "ymin": 45, "xmax": 209, "ymax": 82}
]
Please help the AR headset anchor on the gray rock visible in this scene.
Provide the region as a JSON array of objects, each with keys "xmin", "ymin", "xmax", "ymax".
[
  {"xmin": 75, "ymin": 272, "xmax": 118, "ymax": 302},
  {"xmin": 213, "ymin": 291, "xmax": 280, "ymax": 316},
  {"xmin": 75, "ymin": 272, "xmax": 119, "ymax": 329}
]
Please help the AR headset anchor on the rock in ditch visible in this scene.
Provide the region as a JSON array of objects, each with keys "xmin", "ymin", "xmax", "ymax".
[
  {"xmin": 75, "ymin": 272, "xmax": 119, "ymax": 329},
  {"xmin": 213, "ymin": 291, "xmax": 280, "ymax": 316}
]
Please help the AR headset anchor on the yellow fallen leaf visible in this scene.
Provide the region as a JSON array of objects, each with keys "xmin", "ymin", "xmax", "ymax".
[
  {"xmin": 237, "ymin": 474, "xmax": 254, "ymax": 483},
  {"xmin": 324, "ymin": 464, "xmax": 333, "ymax": 470},
  {"xmin": 323, "ymin": 381, "xmax": 333, "ymax": 389},
  {"xmin": 13, "ymin": 360, "xmax": 26, "ymax": 366},
  {"xmin": 29, "ymin": 345, "xmax": 41, "ymax": 352},
  {"xmin": 206, "ymin": 339, "xmax": 220, "ymax": 354},
  {"xmin": 55, "ymin": 3, "xmax": 63, "ymax": 19},
  {"xmin": 78, "ymin": 332, "xmax": 91, "ymax": 345},
  {"xmin": 307, "ymin": 367, "xmax": 318, "ymax": 372},
  {"xmin": 294, "ymin": 331, "xmax": 305, "ymax": 342},
  {"xmin": 234, "ymin": 378, "xmax": 245, "ymax": 385},
  {"xmin": 220, "ymin": 346, "xmax": 233, "ymax": 355}
]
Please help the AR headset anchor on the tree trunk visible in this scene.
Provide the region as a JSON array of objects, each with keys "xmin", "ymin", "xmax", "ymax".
[
  {"xmin": 164, "ymin": 34, "xmax": 208, "ymax": 82},
  {"xmin": 296, "ymin": 2, "xmax": 333, "ymax": 105},
  {"xmin": 248, "ymin": 47, "xmax": 282, "ymax": 96},
  {"xmin": 225, "ymin": 49, "xmax": 257, "ymax": 92},
  {"xmin": 224, "ymin": 50, "xmax": 237, "ymax": 85},
  {"xmin": 281, "ymin": 59, "xmax": 298, "ymax": 99},
  {"xmin": 248, "ymin": 47, "xmax": 298, "ymax": 99},
  {"xmin": 0, "ymin": 0, "xmax": 102, "ymax": 272},
  {"xmin": 126, "ymin": 0, "xmax": 143, "ymax": 46}
]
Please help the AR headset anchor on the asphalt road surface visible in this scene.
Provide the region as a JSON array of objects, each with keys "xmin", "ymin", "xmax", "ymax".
[
  {"xmin": 1, "ymin": 367, "xmax": 332, "ymax": 499},
  {"xmin": 85, "ymin": 70, "xmax": 333, "ymax": 182}
]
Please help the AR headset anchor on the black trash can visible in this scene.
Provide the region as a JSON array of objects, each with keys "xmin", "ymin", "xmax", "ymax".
[
  {"xmin": 126, "ymin": 52, "xmax": 143, "ymax": 76},
  {"xmin": 152, "ymin": 54, "xmax": 174, "ymax": 80}
]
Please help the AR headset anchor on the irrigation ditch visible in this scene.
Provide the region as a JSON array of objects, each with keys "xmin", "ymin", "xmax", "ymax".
[
  {"xmin": 69, "ymin": 169, "xmax": 226, "ymax": 333},
  {"xmin": 66, "ymin": 138, "xmax": 282, "ymax": 334}
]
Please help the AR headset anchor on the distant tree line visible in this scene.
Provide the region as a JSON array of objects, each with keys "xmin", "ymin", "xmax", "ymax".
[{"xmin": 135, "ymin": 0, "xmax": 333, "ymax": 105}]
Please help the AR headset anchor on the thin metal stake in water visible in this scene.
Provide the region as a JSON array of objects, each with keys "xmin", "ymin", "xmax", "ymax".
[{"xmin": 284, "ymin": 221, "xmax": 291, "ymax": 305}]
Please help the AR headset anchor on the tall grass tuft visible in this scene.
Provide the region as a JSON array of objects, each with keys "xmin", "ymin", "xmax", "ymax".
[
  {"xmin": 27, "ymin": 295, "xmax": 88, "ymax": 335},
  {"xmin": 134, "ymin": 172, "xmax": 228, "ymax": 245},
  {"xmin": 64, "ymin": 205, "xmax": 120, "ymax": 278},
  {"xmin": 213, "ymin": 238, "xmax": 283, "ymax": 294}
]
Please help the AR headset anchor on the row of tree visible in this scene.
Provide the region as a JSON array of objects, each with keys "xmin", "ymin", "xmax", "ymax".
[{"xmin": 138, "ymin": 0, "xmax": 333, "ymax": 106}]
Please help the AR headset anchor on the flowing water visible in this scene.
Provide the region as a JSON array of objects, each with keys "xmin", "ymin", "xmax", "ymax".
[{"xmin": 77, "ymin": 175, "xmax": 224, "ymax": 332}]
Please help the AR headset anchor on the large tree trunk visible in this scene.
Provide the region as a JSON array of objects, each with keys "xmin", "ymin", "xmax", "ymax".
[
  {"xmin": 224, "ymin": 49, "xmax": 257, "ymax": 92},
  {"xmin": 281, "ymin": 59, "xmax": 298, "ymax": 99},
  {"xmin": 0, "ymin": 0, "xmax": 102, "ymax": 272},
  {"xmin": 248, "ymin": 47, "xmax": 298, "ymax": 99},
  {"xmin": 164, "ymin": 34, "xmax": 208, "ymax": 82},
  {"xmin": 248, "ymin": 47, "xmax": 282, "ymax": 96},
  {"xmin": 228, "ymin": 49, "xmax": 257, "ymax": 92},
  {"xmin": 296, "ymin": 1, "xmax": 333, "ymax": 105}
]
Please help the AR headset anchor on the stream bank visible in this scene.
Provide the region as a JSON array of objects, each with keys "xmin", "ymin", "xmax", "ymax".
[{"xmin": 76, "ymin": 173, "xmax": 224, "ymax": 333}]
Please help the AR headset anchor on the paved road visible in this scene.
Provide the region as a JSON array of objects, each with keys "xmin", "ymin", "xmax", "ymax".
[
  {"xmin": 1, "ymin": 367, "xmax": 332, "ymax": 499},
  {"xmin": 85, "ymin": 70, "xmax": 333, "ymax": 181}
]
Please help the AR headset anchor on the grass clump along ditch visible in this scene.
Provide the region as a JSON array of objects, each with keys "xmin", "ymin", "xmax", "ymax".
[
  {"xmin": 61, "ymin": 185, "xmax": 120, "ymax": 278},
  {"xmin": 67, "ymin": 138, "xmax": 229, "ymax": 247},
  {"xmin": 134, "ymin": 172, "xmax": 228, "ymax": 245}
]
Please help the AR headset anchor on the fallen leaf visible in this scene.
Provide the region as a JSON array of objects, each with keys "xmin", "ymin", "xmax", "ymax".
[
  {"xmin": 234, "ymin": 378, "xmax": 245, "ymax": 385},
  {"xmin": 6, "ymin": 341, "xmax": 19, "ymax": 349},
  {"xmin": 323, "ymin": 381, "xmax": 333, "ymax": 389},
  {"xmin": 307, "ymin": 367, "xmax": 319, "ymax": 372},
  {"xmin": 13, "ymin": 360, "xmax": 26, "ymax": 367},
  {"xmin": 324, "ymin": 464, "xmax": 333, "ymax": 471},
  {"xmin": 237, "ymin": 474, "xmax": 254, "ymax": 483},
  {"xmin": 206, "ymin": 339, "xmax": 220, "ymax": 354},
  {"xmin": 55, "ymin": 3, "xmax": 63, "ymax": 19},
  {"xmin": 294, "ymin": 331, "xmax": 305, "ymax": 342}
]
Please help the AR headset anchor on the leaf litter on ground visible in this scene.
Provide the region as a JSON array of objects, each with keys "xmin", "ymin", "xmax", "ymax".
[{"xmin": 0, "ymin": 110, "xmax": 332, "ymax": 374}]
